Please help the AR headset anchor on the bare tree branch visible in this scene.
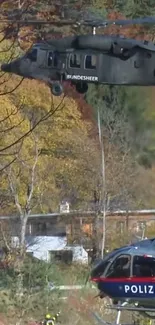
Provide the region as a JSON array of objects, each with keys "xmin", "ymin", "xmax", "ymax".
[
  {"xmin": 0, "ymin": 221, "xmax": 11, "ymax": 251},
  {"xmin": 0, "ymin": 94, "xmax": 65, "ymax": 152},
  {"xmin": 0, "ymin": 116, "xmax": 25, "ymax": 133},
  {"xmin": 0, "ymin": 156, "xmax": 17, "ymax": 172},
  {"xmin": 0, "ymin": 77, "xmax": 24, "ymax": 96},
  {"xmin": 7, "ymin": 165, "xmax": 23, "ymax": 216},
  {"xmin": 0, "ymin": 34, "xmax": 17, "ymax": 53},
  {"xmin": 25, "ymin": 135, "xmax": 39, "ymax": 214},
  {"xmin": 0, "ymin": 103, "xmax": 23, "ymax": 125}
]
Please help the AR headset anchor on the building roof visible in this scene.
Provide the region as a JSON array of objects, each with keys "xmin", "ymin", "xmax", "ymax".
[{"xmin": 1, "ymin": 209, "xmax": 155, "ymax": 220}]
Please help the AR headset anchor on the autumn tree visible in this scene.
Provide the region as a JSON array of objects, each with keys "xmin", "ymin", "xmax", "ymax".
[
  {"xmin": 0, "ymin": 79, "xmax": 99, "ymax": 295},
  {"xmin": 6, "ymin": 137, "xmax": 40, "ymax": 252},
  {"xmin": 0, "ymin": 77, "xmax": 100, "ymax": 211},
  {"xmin": 85, "ymin": 83, "xmax": 155, "ymax": 256},
  {"xmin": 124, "ymin": 0, "xmax": 155, "ymax": 18},
  {"xmin": 38, "ymin": 97, "xmax": 101, "ymax": 210},
  {"xmin": 1, "ymin": 0, "xmax": 155, "ymax": 262},
  {"xmin": 0, "ymin": 76, "xmax": 141, "ymax": 261}
]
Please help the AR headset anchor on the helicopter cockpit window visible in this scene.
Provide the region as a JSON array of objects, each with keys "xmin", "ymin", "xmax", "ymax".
[
  {"xmin": 105, "ymin": 254, "xmax": 131, "ymax": 278},
  {"xmin": 85, "ymin": 55, "xmax": 96, "ymax": 69},
  {"xmin": 26, "ymin": 48, "xmax": 37, "ymax": 62},
  {"xmin": 91, "ymin": 260, "xmax": 111, "ymax": 278},
  {"xmin": 48, "ymin": 51, "xmax": 59, "ymax": 67},
  {"xmin": 133, "ymin": 255, "xmax": 155, "ymax": 277},
  {"xmin": 48, "ymin": 52, "xmax": 53, "ymax": 66},
  {"xmin": 69, "ymin": 54, "xmax": 81, "ymax": 68}
]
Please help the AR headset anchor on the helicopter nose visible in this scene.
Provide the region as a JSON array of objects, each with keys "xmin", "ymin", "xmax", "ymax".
[
  {"xmin": 1, "ymin": 60, "xmax": 21, "ymax": 75},
  {"xmin": 1, "ymin": 63, "xmax": 12, "ymax": 73}
]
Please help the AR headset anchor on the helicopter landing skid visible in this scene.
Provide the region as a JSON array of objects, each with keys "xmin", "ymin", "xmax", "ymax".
[
  {"xmin": 92, "ymin": 301, "xmax": 154, "ymax": 325},
  {"xmin": 109, "ymin": 303, "xmax": 155, "ymax": 317},
  {"xmin": 92, "ymin": 302, "xmax": 129, "ymax": 325}
]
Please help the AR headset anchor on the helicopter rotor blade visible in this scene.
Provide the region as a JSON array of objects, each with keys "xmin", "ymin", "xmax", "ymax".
[
  {"xmin": 1, "ymin": 16, "xmax": 155, "ymax": 27},
  {"xmin": 84, "ymin": 16, "xmax": 155, "ymax": 27}
]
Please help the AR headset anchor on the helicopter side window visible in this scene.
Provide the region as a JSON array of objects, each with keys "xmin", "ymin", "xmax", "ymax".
[
  {"xmin": 53, "ymin": 51, "xmax": 59, "ymax": 67},
  {"xmin": 85, "ymin": 55, "xmax": 96, "ymax": 69},
  {"xmin": 133, "ymin": 256, "xmax": 155, "ymax": 277},
  {"xmin": 106, "ymin": 255, "xmax": 131, "ymax": 278},
  {"xmin": 69, "ymin": 54, "xmax": 81, "ymax": 68},
  {"xmin": 27, "ymin": 49, "xmax": 37, "ymax": 62}
]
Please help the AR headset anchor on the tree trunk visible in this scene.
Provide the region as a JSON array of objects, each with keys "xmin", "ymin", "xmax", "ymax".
[
  {"xmin": 16, "ymin": 214, "xmax": 28, "ymax": 297},
  {"xmin": 98, "ymin": 108, "xmax": 107, "ymax": 259},
  {"xmin": 101, "ymin": 205, "xmax": 106, "ymax": 259},
  {"xmin": 92, "ymin": 213, "xmax": 100, "ymax": 262},
  {"xmin": 20, "ymin": 214, "xmax": 27, "ymax": 254}
]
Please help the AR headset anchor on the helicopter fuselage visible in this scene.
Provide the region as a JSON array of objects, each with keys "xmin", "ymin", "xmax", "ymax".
[
  {"xmin": 2, "ymin": 34, "xmax": 155, "ymax": 95},
  {"xmin": 91, "ymin": 239, "xmax": 155, "ymax": 315},
  {"xmin": 94, "ymin": 276, "xmax": 155, "ymax": 308}
]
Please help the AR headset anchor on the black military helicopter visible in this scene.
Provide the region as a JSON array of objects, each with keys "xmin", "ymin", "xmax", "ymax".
[
  {"xmin": 90, "ymin": 237, "xmax": 155, "ymax": 325},
  {"xmin": 2, "ymin": 16, "xmax": 155, "ymax": 96}
]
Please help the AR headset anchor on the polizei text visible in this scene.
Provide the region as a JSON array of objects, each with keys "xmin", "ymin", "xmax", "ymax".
[{"xmin": 124, "ymin": 285, "xmax": 154, "ymax": 294}]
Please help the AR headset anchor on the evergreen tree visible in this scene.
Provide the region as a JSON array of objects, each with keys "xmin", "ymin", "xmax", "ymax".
[
  {"xmin": 104, "ymin": 0, "xmax": 126, "ymax": 13},
  {"xmin": 104, "ymin": 0, "xmax": 155, "ymax": 17},
  {"xmin": 124, "ymin": 0, "xmax": 155, "ymax": 18}
]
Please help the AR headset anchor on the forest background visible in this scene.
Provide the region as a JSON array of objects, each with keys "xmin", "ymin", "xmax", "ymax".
[
  {"xmin": 0, "ymin": 1, "xmax": 155, "ymax": 324},
  {"xmin": 0, "ymin": 0, "xmax": 155, "ymax": 215}
]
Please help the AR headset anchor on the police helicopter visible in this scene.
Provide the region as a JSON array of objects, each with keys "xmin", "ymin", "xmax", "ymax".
[
  {"xmin": 2, "ymin": 16, "xmax": 155, "ymax": 96},
  {"xmin": 89, "ymin": 237, "xmax": 155, "ymax": 325}
]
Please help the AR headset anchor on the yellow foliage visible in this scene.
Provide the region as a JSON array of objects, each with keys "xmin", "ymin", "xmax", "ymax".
[
  {"xmin": 0, "ymin": 35, "xmax": 21, "ymax": 62},
  {"xmin": 0, "ymin": 33, "xmax": 143, "ymax": 216},
  {"xmin": 15, "ymin": 79, "xmax": 52, "ymax": 110},
  {"xmin": 0, "ymin": 36, "xmax": 101, "ymax": 214}
]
